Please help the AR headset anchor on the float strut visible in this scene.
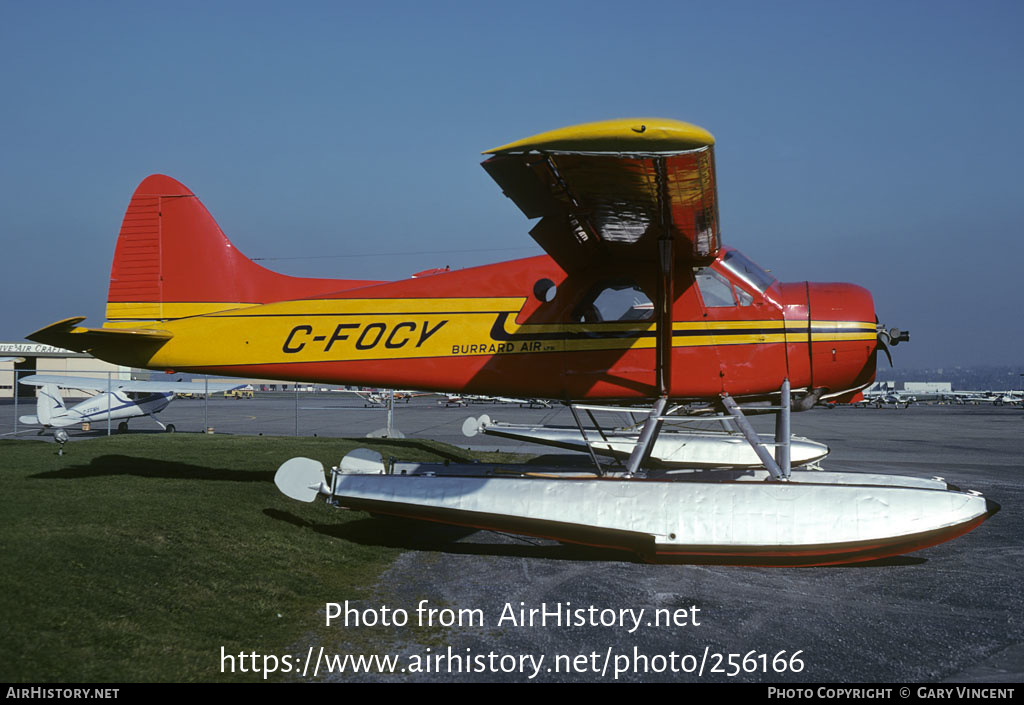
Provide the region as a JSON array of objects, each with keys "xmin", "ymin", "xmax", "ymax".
[
  {"xmin": 775, "ymin": 379, "xmax": 792, "ymax": 478},
  {"xmin": 719, "ymin": 393, "xmax": 785, "ymax": 480},
  {"xmin": 569, "ymin": 404, "xmax": 605, "ymax": 476},
  {"xmin": 624, "ymin": 397, "xmax": 668, "ymax": 477}
]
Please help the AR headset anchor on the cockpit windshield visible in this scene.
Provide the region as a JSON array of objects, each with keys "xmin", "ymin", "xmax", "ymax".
[{"xmin": 721, "ymin": 250, "xmax": 776, "ymax": 293}]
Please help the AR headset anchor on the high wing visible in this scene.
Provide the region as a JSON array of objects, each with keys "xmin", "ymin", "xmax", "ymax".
[
  {"xmin": 482, "ymin": 117, "xmax": 721, "ymax": 397},
  {"xmin": 19, "ymin": 374, "xmax": 244, "ymax": 394},
  {"xmin": 481, "ymin": 117, "xmax": 720, "ymax": 273}
]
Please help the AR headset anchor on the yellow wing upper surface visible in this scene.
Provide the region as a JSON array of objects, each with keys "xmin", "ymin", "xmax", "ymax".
[{"xmin": 484, "ymin": 118, "xmax": 715, "ymax": 154}]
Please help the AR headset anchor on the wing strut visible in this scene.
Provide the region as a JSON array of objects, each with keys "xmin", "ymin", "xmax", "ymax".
[
  {"xmin": 654, "ymin": 152, "xmax": 675, "ymax": 398},
  {"xmin": 623, "ymin": 155, "xmax": 677, "ymax": 477},
  {"xmin": 657, "ymin": 238, "xmax": 674, "ymax": 397}
]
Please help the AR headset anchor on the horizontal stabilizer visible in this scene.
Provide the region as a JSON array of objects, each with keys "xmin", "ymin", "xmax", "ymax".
[{"xmin": 26, "ymin": 317, "xmax": 172, "ymax": 365}]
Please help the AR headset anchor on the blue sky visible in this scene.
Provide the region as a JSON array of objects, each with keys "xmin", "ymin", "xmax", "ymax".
[{"xmin": 2, "ymin": 1, "xmax": 1021, "ymax": 368}]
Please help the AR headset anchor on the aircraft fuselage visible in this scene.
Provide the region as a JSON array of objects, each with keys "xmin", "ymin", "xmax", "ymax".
[{"xmin": 94, "ymin": 247, "xmax": 876, "ymax": 403}]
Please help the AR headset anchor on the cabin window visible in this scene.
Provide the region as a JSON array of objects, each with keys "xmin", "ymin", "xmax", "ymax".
[
  {"xmin": 574, "ymin": 280, "xmax": 653, "ymax": 323},
  {"xmin": 694, "ymin": 267, "xmax": 736, "ymax": 307}
]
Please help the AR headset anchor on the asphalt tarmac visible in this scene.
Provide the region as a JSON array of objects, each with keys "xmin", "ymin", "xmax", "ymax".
[{"xmin": 2, "ymin": 396, "xmax": 1021, "ymax": 682}]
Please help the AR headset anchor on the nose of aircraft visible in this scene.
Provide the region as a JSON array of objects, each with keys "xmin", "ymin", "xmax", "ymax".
[{"xmin": 781, "ymin": 282, "xmax": 880, "ymax": 399}]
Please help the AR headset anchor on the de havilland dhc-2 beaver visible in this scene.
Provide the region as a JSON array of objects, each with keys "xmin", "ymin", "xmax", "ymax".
[{"xmin": 28, "ymin": 118, "xmax": 998, "ymax": 565}]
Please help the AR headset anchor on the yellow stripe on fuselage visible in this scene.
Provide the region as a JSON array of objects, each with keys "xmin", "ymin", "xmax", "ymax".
[
  {"xmin": 131, "ymin": 298, "xmax": 526, "ymax": 367},
  {"xmin": 105, "ymin": 297, "xmax": 875, "ymax": 367},
  {"xmin": 105, "ymin": 302, "xmax": 261, "ymax": 325}
]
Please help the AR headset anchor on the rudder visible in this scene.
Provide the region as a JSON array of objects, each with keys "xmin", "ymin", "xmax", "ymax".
[{"xmin": 35, "ymin": 384, "xmax": 66, "ymax": 426}]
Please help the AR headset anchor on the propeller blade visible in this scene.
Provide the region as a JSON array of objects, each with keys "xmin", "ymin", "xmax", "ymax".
[{"xmin": 878, "ymin": 338, "xmax": 894, "ymax": 367}]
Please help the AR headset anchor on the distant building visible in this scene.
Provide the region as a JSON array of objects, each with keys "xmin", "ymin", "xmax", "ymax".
[
  {"xmin": 903, "ymin": 382, "xmax": 952, "ymax": 394},
  {"xmin": 0, "ymin": 342, "xmax": 128, "ymax": 399}
]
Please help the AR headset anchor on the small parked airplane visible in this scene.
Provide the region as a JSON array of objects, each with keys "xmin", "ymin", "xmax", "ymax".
[
  {"xmin": 994, "ymin": 392, "xmax": 1023, "ymax": 406},
  {"xmin": 437, "ymin": 393, "xmax": 469, "ymax": 407},
  {"xmin": 859, "ymin": 382, "xmax": 916, "ymax": 408},
  {"xmin": 18, "ymin": 374, "xmax": 244, "ymax": 433}
]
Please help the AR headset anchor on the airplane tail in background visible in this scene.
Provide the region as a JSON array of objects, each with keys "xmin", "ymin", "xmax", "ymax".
[
  {"xmin": 35, "ymin": 384, "xmax": 66, "ymax": 426},
  {"xmin": 104, "ymin": 175, "xmax": 383, "ymax": 327}
]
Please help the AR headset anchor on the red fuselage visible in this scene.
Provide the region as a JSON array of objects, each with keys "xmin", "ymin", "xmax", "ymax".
[{"xmin": 179, "ymin": 248, "xmax": 877, "ymax": 403}]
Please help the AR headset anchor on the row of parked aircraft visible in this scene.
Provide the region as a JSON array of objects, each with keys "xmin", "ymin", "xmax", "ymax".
[
  {"xmin": 853, "ymin": 382, "xmax": 918, "ymax": 408},
  {"xmin": 944, "ymin": 390, "xmax": 1023, "ymax": 405},
  {"xmin": 846, "ymin": 382, "xmax": 1023, "ymax": 408}
]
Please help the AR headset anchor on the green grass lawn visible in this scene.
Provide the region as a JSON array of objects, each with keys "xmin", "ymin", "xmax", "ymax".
[{"xmin": 0, "ymin": 434, "xmax": 520, "ymax": 682}]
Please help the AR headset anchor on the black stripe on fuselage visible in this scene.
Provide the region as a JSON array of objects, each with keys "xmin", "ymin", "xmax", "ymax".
[{"xmin": 488, "ymin": 312, "xmax": 791, "ymax": 342}]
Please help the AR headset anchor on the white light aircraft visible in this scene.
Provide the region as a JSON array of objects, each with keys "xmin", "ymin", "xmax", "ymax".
[
  {"xmin": 18, "ymin": 375, "xmax": 245, "ymax": 433},
  {"xmin": 859, "ymin": 382, "xmax": 916, "ymax": 408}
]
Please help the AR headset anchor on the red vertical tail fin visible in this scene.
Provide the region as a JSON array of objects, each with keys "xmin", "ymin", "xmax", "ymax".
[{"xmin": 105, "ymin": 174, "xmax": 379, "ymax": 325}]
